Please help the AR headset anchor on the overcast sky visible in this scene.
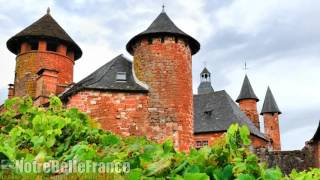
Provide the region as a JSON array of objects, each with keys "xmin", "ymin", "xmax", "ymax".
[{"xmin": 0, "ymin": 0, "xmax": 319, "ymax": 150}]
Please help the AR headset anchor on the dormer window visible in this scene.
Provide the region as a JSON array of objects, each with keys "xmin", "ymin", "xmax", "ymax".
[
  {"xmin": 116, "ymin": 72, "xmax": 126, "ymax": 82},
  {"xmin": 204, "ymin": 110, "xmax": 212, "ymax": 116}
]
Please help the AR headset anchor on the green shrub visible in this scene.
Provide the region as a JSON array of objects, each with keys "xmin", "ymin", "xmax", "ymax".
[{"xmin": 0, "ymin": 96, "xmax": 318, "ymax": 179}]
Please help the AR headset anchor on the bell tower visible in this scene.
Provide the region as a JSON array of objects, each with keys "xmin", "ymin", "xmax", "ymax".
[
  {"xmin": 126, "ymin": 9, "xmax": 200, "ymax": 151},
  {"xmin": 198, "ymin": 67, "xmax": 214, "ymax": 94},
  {"xmin": 6, "ymin": 8, "xmax": 82, "ymax": 104}
]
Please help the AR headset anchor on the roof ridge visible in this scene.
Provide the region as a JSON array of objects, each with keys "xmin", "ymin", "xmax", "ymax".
[
  {"xmin": 82, "ymin": 54, "xmax": 123, "ymax": 87},
  {"xmin": 223, "ymin": 91, "xmax": 266, "ymax": 139}
]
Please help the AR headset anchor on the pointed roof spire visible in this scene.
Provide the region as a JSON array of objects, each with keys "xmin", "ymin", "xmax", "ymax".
[
  {"xmin": 201, "ymin": 67, "xmax": 210, "ymax": 74},
  {"xmin": 126, "ymin": 10, "xmax": 200, "ymax": 55},
  {"xmin": 7, "ymin": 9, "xmax": 82, "ymax": 60},
  {"xmin": 260, "ymin": 87, "xmax": 281, "ymax": 115},
  {"xmin": 162, "ymin": 3, "xmax": 165, "ymax": 13},
  {"xmin": 236, "ymin": 75, "xmax": 259, "ymax": 102}
]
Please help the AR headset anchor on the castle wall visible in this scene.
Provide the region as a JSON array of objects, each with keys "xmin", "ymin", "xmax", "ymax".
[
  {"xmin": 66, "ymin": 90, "xmax": 149, "ymax": 137},
  {"xmin": 14, "ymin": 50, "xmax": 74, "ymax": 98},
  {"xmin": 256, "ymin": 145, "xmax": 315, "ymax": 175},
  {"xmin": 194, "ymin": 132, "xmax": 268, "ymax": 149},
  {"xmin": 132, "ymin": 37, "xmax": 193, "ymax": 151}
]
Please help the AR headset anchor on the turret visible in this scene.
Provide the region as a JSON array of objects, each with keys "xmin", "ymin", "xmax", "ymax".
[
  {"xmin": 197, "ymin": 67, "xmax": 214, "ymax": 94},
  {"xmin": 6, "ymin": 8, "xmax": 82, "ymax": 104},
  {"xmin": 126, "ymin": 9, "xmax": 200, "ymax": 151},
  {"xmin": 236, "ymin": 75, "xmax": 260, "ymax": 129},
  {"xmin": 261, "ymin": 87, "xmax": 282, "ymax": 151}
]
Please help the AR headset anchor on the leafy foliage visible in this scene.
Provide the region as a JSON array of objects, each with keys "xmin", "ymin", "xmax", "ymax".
[{"xmin": 0, "ymin": 96, "xmax": 319, "ymax": 179}]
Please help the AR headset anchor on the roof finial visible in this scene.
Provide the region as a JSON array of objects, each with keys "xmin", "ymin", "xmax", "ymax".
[
  {"xmin": 203, "ymin": 61, "xmax": 207, "ymax": 68},
  {"xmin": 243, "ymin": 60, "xmax": 248, "ymax": 72},
  {"xmin": 162, "ymin": 3, "xmax": 165, "ymax": 12},
  {"xmin": 47, "ymin": 7, "xmax": 50, "ymax": 15}
]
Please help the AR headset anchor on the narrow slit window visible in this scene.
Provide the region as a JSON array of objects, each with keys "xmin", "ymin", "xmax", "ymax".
[{"xmin": 116, "ymin": 72, "xmax": 126, "ymax": 82}]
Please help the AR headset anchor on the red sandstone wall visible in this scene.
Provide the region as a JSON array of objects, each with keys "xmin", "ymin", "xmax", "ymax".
[
  {"xmin": 264, "ymin": 113, "xmax": 281, "ymax": 151},
  {"xmin": 239, "ymin": 99, "xmax": 260, "ymax": 130},
  {"xmin": 194, "ymin": 132, "xmax": 267, "ymax": 149},
  {"xmin": 66, "ymin": 90, "xmax": 149, "ymax": 137},
  {"xmin": 251, "ymin": 135, "xmax": 268, "ymax": 149},
  {"xmin": 14, "ymin": 45, "xmax": 74, "ymax": 98},
  {"xmin": 194, "ymin": 132, "xmax": 224, "ymax": 148},
  {"xmin": 132, "ymin": 37, "xmax": 193, "ymax": 151}
]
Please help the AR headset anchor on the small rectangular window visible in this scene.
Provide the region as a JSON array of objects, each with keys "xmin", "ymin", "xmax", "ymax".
[
  {"xmin": 116, "ymin": 72, "xmax": 126, "ymax": 81},
  {"xmin": 195, "ymin": 140, "xmax": 208, "ymax": 149},
  {"xmin": 30, "ymin": 41, "xmax": 38, "ymax": 50},
  {"xmin": 47, "ymin": 42, "xmax": 58, "ymax": 52}
]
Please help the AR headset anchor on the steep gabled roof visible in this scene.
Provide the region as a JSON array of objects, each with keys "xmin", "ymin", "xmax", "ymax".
[
  {"xmin": 7, "ymin": 12, "xmax": 82, "ymax": 60},
  {"xmin": 193, "ymin": 90, "xmax": 266, "ymax": 139},
  {"xmin": 236, "ymin": 75, "xmax": 259, "ymax": 102},
  {"xmin": 61, "ymin": 55, "xmax": 148, "ymax": 99},
  {"xmin": 260, "ymin": 87, "xmax": 281, "ymax": 115},
  {"xmin": 126, "ymin": 11, "xmax": 200, "ymax": 55}
]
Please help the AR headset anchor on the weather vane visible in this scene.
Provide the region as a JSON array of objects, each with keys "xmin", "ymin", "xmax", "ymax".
[
  {"xmin": 203, "ymin": 61, "xmax": 207, "ymax": 68},
  {"xmin": 243, "ymin": 60, "xmax": 249, "ymax": 72},
  {"xmin": 162, "ymin": 3, "xmax": 165, "ymax": 12}
]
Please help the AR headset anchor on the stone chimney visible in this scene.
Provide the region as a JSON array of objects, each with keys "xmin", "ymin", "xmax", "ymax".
[
  {"xmin": 34, "ymin": 68, "xmax": 58, "ymax": 106},
  {"xmin": 8, "ymin": 84, "xmax": 15, "ymax": 99}
]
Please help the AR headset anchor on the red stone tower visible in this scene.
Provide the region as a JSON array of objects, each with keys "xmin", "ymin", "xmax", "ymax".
[
  {"xmin": 261, "ymin": 87, "xmax": 282, "ymax": 151},
  {"xmin": 6, "ymin": 8, "xmax": 82, "ymax": 104},
  {"xmin": 236, "ymin": 75, "xmax": 260, "ymax": 129},
  {"xmin": 126, "ymin": 10, "xmax": 200, "ymax": 151}
]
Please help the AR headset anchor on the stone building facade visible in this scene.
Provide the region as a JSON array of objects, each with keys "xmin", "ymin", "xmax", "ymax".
[{"xmin": 3, "ymin": 7, "xmax": 320, "ymax": 170}]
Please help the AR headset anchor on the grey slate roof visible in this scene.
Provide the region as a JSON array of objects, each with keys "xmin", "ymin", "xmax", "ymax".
[
  {"xmin": 201, "ymin": 67, "xmax": 210, "ymax": 74},
  {"xmin": 260, "ymin": 87, "xmax": 281, "ymax": 115},
  {"xmin": 198, "ymin": 82, "xmax": 214, "ymax": 94},
  {"xmin": 126, "ymin": 11, "xmax": 200, "ymax": 55},
  {"xmin": 7, "ymin": 12, "xmax": 82, "ymax": 60},
  {"xmin": 236, "ymin": 75, "xmax": 259, "ymax": 102},
  {"xmin": 61, "ymin": 55, "xmax": 148, "ymax": 99},
  {"xmin": 194, "ymin": 90, "xmax": 266, "ymax": 139}
]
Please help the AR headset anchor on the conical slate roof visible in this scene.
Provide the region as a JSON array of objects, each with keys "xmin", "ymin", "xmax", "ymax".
[
  {"xmin": 201, "ymin": 67, "xmax": 210, "ymax": 74},
  {"xmin": 7, "ymin": 11, "xmax": 82, "ymax": 60},
  {"xmin": 126, "ymin": 11, "xmax": 200, "ymax": 55},
  {"xmin": 260, "ymin": 87, "xmax": 281, "ymax": 115},
  {"xmin": 236, "ymin": 75, "xmax": 259, "ymax": 102}
]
